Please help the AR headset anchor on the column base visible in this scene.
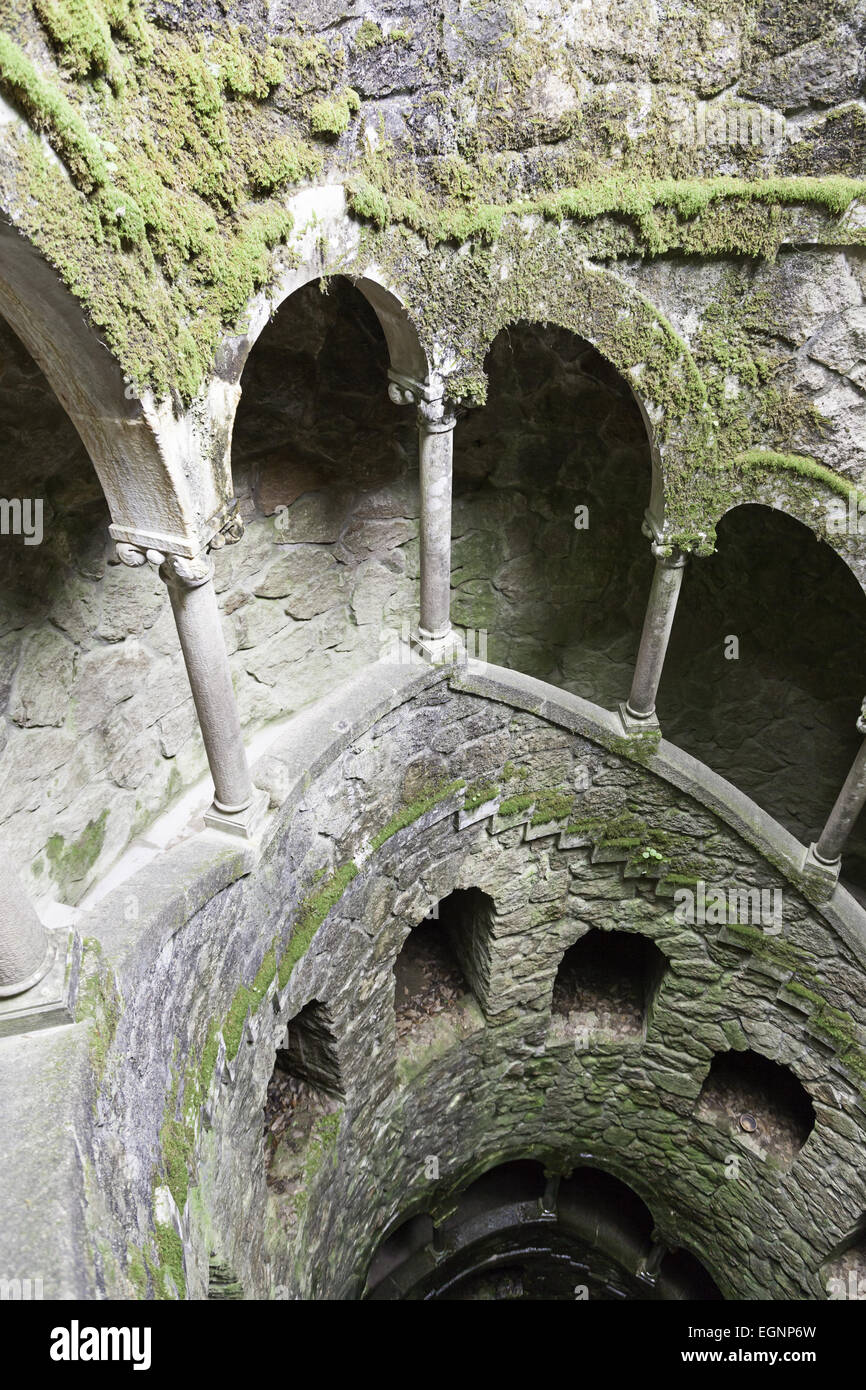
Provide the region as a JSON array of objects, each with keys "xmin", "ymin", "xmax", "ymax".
[
  {"xmin": 416, "ymin": 627, "xmax": 464, "ymax": 667},
  {"xmin": 617, "ymin": 702, "xmax": 661, "ymax": 738},
  {"xmin": 802, "ymin": 843, "xmax": 841, "ymax": 896},
  {"xmin": 204, "ymin": 788, "xmax": 269, "ymax": 841},
  {"xmin": 0, "ymin": 931, "xmax": 76, "ymax": 1039}
]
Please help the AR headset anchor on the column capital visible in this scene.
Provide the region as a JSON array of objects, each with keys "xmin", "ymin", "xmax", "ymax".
[
  {"xmin": 205, "ymin": 499, "xmax": 245, "ymax": 551},
  {"xmin": 159, "ymin": 554, "xmax": 215, "ymax": 589},
  {"xmin": 388, "ymin": 376, "xmax": 458, "ymax": 433},
  {"xmin": 642, "ymin": 510, "xmax": 691, "ymax": 567},
  {"xmin": 116, "ymin": 542, "xmax": 215, "ymax": 588},
  {"xmin": 650, "ymin": 539, "xmax": 688, "ymax": 569},
  {"xmin": 857, "ymin": 698, "xmax": 866, "ymax": 737},
  {"xmin": 418, "ymin": 396, "xmax": 458, "ymax": 434}
]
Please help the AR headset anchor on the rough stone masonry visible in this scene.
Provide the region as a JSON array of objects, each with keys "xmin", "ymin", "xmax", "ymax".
[{"xmin": 0, "ymin": 0, "xmax": 865, "ymax": 1304}]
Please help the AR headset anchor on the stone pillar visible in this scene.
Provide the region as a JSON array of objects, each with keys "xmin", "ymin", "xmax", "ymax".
[
  {"xmin": 117, "ymin": 541, "xmax": 263, "ymax": 838},
  {"xmin": 624, "ymin": 540, "xmax": 688, "ymax": 724},
  {"xmin": 389, "ymin": 376, "xmax": 457, "ymax": 653},
  {"xmin": 0, "ymin": 862, "xmax": 51, "ymax": 997},
  {"xmin": 811, "ymin": 700, "xmax": 866, "ymax": 871},
  {"xmin": 417, "ymin": 398, "xmax": 457, "ymax": 643}
]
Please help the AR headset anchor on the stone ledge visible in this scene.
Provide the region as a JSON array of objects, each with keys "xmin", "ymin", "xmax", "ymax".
[
  {"xmin": 451, "ymin": 662, "xmax": 866, "ymax": 966},
  {"xmin": 0, "ymin": 1021, "xmax": 93, "ymax": 1298}
]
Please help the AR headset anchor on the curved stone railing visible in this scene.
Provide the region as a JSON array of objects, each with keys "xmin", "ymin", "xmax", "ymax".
[{"xmin": 4, "ymin": 656, "xmax": 866, "ymax": 1301}]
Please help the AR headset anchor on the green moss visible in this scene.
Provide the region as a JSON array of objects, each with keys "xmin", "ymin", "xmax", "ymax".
[
  {"xmin": 243, "ymin": 135, "xmax": 322, "ymax": 195},
  {"xmin": 304, "ymin": 1110, "xmax": 341, "ymax": 1180},
  {"xmin": 344, "ymin": 176, "xmax": 391, "ymax": 230},
  {"xmin": 197, "ymin": 1018, "xmax": 220, "ymax": 1099},
  {"xmin": 127, "ymin": 1246, "xmax": 147, "ymax": 1299},
  {"xmin": 279, "ymin": 861, "xmax": 359, "ymax": 988},
  {"xmin": 464, "ymin": 780, "xmax": 499, "ymax": 812},
  {"xmin": 152, "ymin": 1221, "xmax": 185, "ymax": 1300},
  {"xmin": 6, "ymin": 0, "xmax": 866, "ymax": 440},
  {"xmin": 0, "ymin": 32, "xmax": 109, "ymax": 189},
  {"xmin": 734, "ymin": 449, "xmax": 866, "ymax": 504},
  {"xmin": 354, "ymin": 20, "xmax": 385, "ymax": 52},
  {"xmin": 75, "ymin": 936, "xmax": 122, "ymax": 1084},
  {"xmin": 347, "ymin": 172, "xmax": 866, "ymax": 257},
  {"xmin": 499, "ymin": 792, "xmax": 535, "ymax": 817},
  {"xmin": 34, "ymin": 0, "xmax": 121, "ymax": 86},
  {"xmin": 369, "ymin": 779, "xmax": 465, "ymax": 852},
  {"xmin": 223, "ymin": 982, "xmax": 252, "ymax": 1062},
  {"xmin": 46, "ymin": 809, "xmax": 109, "ymax": 895},
  {"xmin": 722, "ymin": 921, "xmax": 817, "ymax": 974},
  {"xmin": 159, "ymin": 1070, "xmax": 195, "ymax": 1212},
  {"xmin": 309, "ymin": 87, "xmax": 360, "ymax": 138},
  {"xmin": 530, "ymin": 788, "xmax": 573, "ymax": 826},
  {"xmin": 212, "ymin": 30, "xmax": 285, "ymax": 98},
  {"xmin": 606, "ymin": 730, "xmax": 662, "ymax": 766},
  {"xmin": 446, "ymin": 371, "xmax": 488, "ymax": 406}
]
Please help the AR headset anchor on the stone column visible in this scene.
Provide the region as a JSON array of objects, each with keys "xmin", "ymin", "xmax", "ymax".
[
  {"xmin": 0, "ymin": 862, "xmax": 51, "ymax": 997},
  {"xmin": 812, "ymin": 700, "xmax": 866, "ymax": 870},
  {"xmin": 624, "ymin": 540, "xmax": 688, "ymax": 724},
  {"xmin": 417, "ymin": 398, "xmax": 457, "ymax": 643},
  {"xmin": 117, "ymin": 542, "xmax": 262, "ymax": 838},
  {"xmin": 389, "ymin": 377, "xmax": 457, "ymax": 653}
]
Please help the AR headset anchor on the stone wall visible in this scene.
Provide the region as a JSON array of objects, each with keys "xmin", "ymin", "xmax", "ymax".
[{"xmin": 67, "ymin": 665, "xmax": 866, "ymax": 1302}]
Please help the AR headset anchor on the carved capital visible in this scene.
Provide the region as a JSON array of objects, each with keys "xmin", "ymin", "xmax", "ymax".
[
  {"xmin": 387, "ymin": 374, "xmax": 457, "ymax": 433},
  {"xmin": 115, "ymin": 541, "xmax": 169, "ymax": 568},
  {"xmin": 417, "ymin": 396, "xmax": 458, "ymax": 434},
  {"xmin": 207, "ymin": 501, "xmax": 245, "ymax": 551},
  {"xmin": 650, "ymin": 540, "xmax": 688, "ymax": 569},
  {"xmin": 160, "ymin": 553, "xmax": 215, "ymax": 589},
  {"xmin": 388, "ymin": 380, "xmax": 418, "ymax": 408},
  {"xmin": 857, "ymin": 699, "xmax": 866, "ymax": 737},
  {"xmin": 115, "ymin": 542, "xmax": 148, "ymax": 568}
]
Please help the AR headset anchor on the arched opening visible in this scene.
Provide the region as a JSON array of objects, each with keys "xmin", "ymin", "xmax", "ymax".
[
  {"xmin": 549, "ymin": 929, "xmax": 669, "ymax": 1045},
  {"xmin": 0, "ymin": 312, "xmax": 181, "ymax": 903},
  {"xmin": 393, "ymin": 889, "xmax": 490, "ymax": 1052},
  {"xmin": 264, "ymin": 999, "xmax": 343, "ymax": 1239},
  {"xmin": 451, "ymin": 321, "xmax": 654, "ymax": 703},
  {"xmin": 659, "ymin": 1246, "xmax": 726, "ymax": 1301},
  {"xmin": 364, "ymin": 1159, "xmax": 722, "ymax": 1300},
  {"xmin": 229, "ymin": 276, "xmax": 419, "ymax": 724},
  {"xmin": 275, "ymin": 998, "xmax": 343, "ymax": 1097},
  {"xmin": 822, "ymin": 1215, "xmax": 866, "ymax": 1300},
  {"xmin": 696, "ymin": 1047, "xmax": 815, "ymax": 1168},
  {"xmin": 659, "ymin": 505, "xmax": 866, "ymax": 892}
]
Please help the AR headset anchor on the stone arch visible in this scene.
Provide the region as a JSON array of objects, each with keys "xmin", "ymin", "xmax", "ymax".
[
  {"xmin": 548, "ymin": 928, "xmax": 670, "ymax": 1046},
  {"xmin": 659, "ymin": 501, "xmax": 866, "ymax": 890},
  {"xmin": 393, "ymin": 888, "xmax": 490, "ymax": 1049},
  {"xmin": 695, "ymin": 1047, "xmax": 816, "ymax": 1170},
  {"xmin": 716, "ymin": 470, "xmax": 866, "ymax": 602},
  {"xmin": 229, "ymin": 268, "xmax": 431, "ymax": 404},
  {"xmin": 0, "ymin": 216, "xmax": 234, "ymax": 558},
  {"xmin": 452, "ymin": 317, "xmax": 654, "ymax": 698},
  {"xmin": 274, "ymin": 997, "xmax": 343, "ymax": 1098},
  {"xmin": 471, "ymin": 259, "xmax": 715, "ymax": 553},
  {"xmin": 364, "ymin": 1156, "xmax": 724, "ymax": 1300}
]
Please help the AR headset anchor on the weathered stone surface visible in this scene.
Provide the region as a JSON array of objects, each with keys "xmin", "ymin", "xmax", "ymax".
[
  {"xmin": 254, "ymin": 546, "xmax": 349, "ymax": 617},
  {"xmin": 73, "ymin": 643, "xmax": 151, "ymax": 733},
  {"xmin": 271, "ymin": 490, "xmax": 351, "ymax": 544},
  {"xmin": 10, "ymin": 629, "xmax": 76, "ymax": 728},
  {"xmin": 351, "ymin": 560, "xmax": 399, "ymax": 627},
  {"xmin": 740, "ymin": 28, "xmax": 864, "ymax": 111},
  {"xmin": 96, "ymin": 563, "xmax": 166, "ymax": 642},
  {"xmin": 808, "ymin": 307, "xmax": 866, "ymax": 387}
]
